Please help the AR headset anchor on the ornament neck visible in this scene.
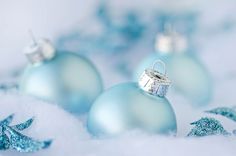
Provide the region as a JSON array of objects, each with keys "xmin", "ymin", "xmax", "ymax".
[
  {"xmin": 138, "ymin": 60, "xmax": 171, "ymax": 97},
  {"xmin": 155, "ymin": 28, "xmax": 188, "ymax": 54},
  {"xmin": 24, "ymin": 33, "xmax": 56, "ymax": 64}
]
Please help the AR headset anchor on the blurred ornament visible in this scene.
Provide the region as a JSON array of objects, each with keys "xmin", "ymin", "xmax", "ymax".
[
  {"xmin": 0, "ymin": 114, "xmax": 52, "ymax": 153},
  {"xmin": 135, "ymin": 27, "xmax": 213, "ymax": 106},
  {"xmin": 20, "ymin": 34, "xmax": 103, "ymax": 115},
  {"xmin": 88, "ymin": 60, "xmax": 177, "ymax": 136},
  {"xmin": 187, "ymin": 117, "xmax": 229, "ymax": 137}
]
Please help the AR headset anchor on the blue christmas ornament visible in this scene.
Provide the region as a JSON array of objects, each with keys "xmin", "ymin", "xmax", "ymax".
[
  {"xmin": 135, "ymin": 29, "xmax": 213, "ymax": 106},
  {"xmin": 88, "ymin": 61, "xmax": 177, "ymax": 136},
  {"xmin": 20, "ymin": 36, "xmax": 103, "ymax": 115}
]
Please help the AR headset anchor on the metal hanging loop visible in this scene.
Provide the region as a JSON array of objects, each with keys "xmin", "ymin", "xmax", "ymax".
[{"xmin": 152, "ymin": 60, "xmax": 166, "ymax": 76}]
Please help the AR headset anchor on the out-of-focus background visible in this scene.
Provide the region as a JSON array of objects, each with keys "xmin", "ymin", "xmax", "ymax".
[
  {"xmin": 1, "ymin": 0, "xmax": 236, "ymax": 112},
  {"xmin": 0, "ymin": 0, "xmax": 236, "ymax": 156},
  {"xmin": 1, "ymin": 0, "xmax": 236, "ymax": 86}
]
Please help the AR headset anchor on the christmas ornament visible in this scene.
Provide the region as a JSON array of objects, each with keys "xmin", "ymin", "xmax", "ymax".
[
  {"xmin": 88, "ymin": 60, "xmax": 177, "ymax": 136},
  {"xmin": 135, "ymin": 28, "xmax": 213, "ymax": 106},
  {"xmin": 187, "ymin": 117, "xmax": 230, "ymax": 137},
  {"xmin": 20, "ymin": 34, "xmax": 103, "ymax": 115},
  {"xmin": 0, "ymin": 114, "xmax": 52, "ymax": 153}
]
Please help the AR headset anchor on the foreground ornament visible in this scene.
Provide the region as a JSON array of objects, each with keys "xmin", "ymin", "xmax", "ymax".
[
  {"xmin": 88, "ymin": 60, "xmax": 177, "ymax": 136},
  {"xmin": 0, "ymin": 114, "xmax": 52, "ymax": 153}
]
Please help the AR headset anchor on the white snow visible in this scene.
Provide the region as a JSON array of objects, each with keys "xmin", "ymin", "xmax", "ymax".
[
  {"xmin": 0, "ymin": 93, "xmax": 235, "ymax": 156},
  {"xmin": 0, "ymin": 0, "xmax": 236, "ymax": 155}
]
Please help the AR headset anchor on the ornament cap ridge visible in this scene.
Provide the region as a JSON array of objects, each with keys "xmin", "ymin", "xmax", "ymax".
[{"xmin": 138, "ymin": 60, "xmax": 171, "ymax": 97}]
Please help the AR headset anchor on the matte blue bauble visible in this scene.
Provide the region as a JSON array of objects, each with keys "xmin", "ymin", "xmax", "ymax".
[
  {"xmin": 88, "ymin": 82, "xmax": 177, "ymax": 136},
  {"xmin": 135, "ymin": 53, "xmax": 213, "ymax": 106},
  {"xmin": 20, "ymin": 39, "xmax": 103, "ymax": 115}
]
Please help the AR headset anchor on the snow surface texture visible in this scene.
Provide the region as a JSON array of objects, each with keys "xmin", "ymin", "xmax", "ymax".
[
  {"xmin": 0, "ymin": 93, "xmax": 235, "ymax": 156},
  {"xmin": 0, "ymin": 93, "xmax": 90, "ymax": 156},
  {"xmin": 0, "ymin": 0, "xmax": 236, "ymax": 155}
]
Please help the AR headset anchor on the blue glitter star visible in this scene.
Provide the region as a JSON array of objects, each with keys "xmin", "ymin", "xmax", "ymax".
[
  {"xmin": 0, "ymin": 114, "xmax": 52, "ymax": 153},
  {"xmin": 0, "ymin": 134, "xmax": 10, "ymax": 150},
  {"xmin": 205, "ymin": 107, "xmax": 236, "ymax": 122},
  {"xmin": 187, "ymin": 117, "xmax": 230, "ymax": 137}
]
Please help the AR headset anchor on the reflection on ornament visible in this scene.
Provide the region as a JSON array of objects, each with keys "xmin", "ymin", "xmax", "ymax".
[
  {"xmin": 88, "ymin": 60, "xmax": 177, "ymax": 137},
  {"xmin": 135, "ymin": 29, "xmax": 213, "ymax": 106},
  {"xmin": 20, "ymin": 36, "xmax": 103, "ymax": 115}
]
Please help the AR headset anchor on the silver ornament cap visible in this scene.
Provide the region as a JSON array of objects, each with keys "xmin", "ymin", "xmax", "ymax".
[
  {"xmin": 24, "ymin": 32, "xmax": 56, "ymax": 64},
  {"xmin": 138, "ymin": 60, "xmax": 171, "ymax": 97},
  {"xmin": 155, "ymin": 26, "xmax": 187, "ymax": 54}
]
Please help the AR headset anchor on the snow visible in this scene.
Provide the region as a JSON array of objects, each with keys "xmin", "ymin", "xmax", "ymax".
[
  {"xmin": 0, "ymin": 0, "xmax": 236, "ymax": 155},
  {"xmin": 0, "ymin": 93, "xmax": 235, "ymax": 156}
]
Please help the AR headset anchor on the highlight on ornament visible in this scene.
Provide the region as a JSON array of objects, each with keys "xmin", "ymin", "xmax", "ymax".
[
  {"xmin": 87, "ymin": 60, "xmax": 177, "ymax": 137},
  {"xmin": 0, "ymin": 114, "xmax": 52, "ymax": 153}
]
